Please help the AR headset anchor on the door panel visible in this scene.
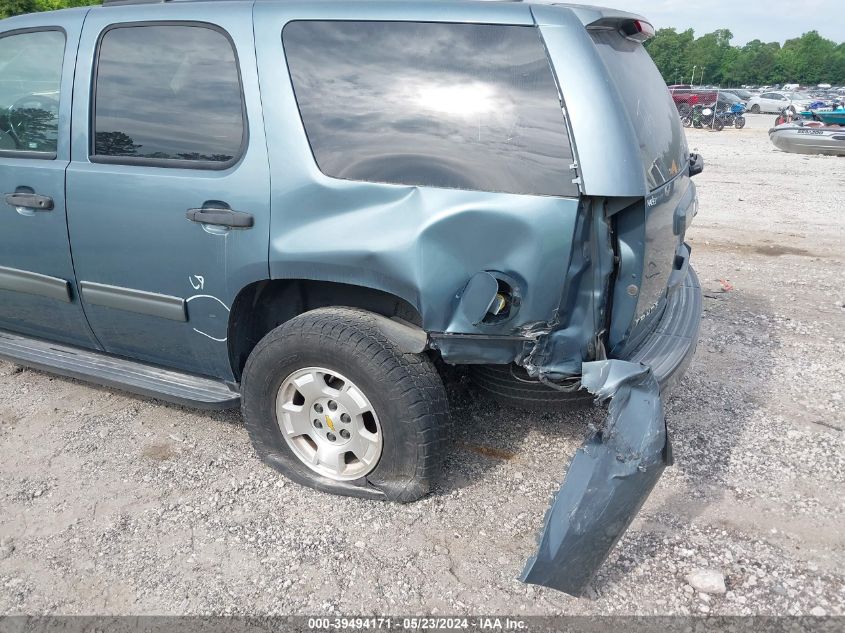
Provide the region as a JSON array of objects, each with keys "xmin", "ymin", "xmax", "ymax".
[
  {"xmin": 0, "ymin": 19, "xmax": 98, "ymax": 348},
  {"xmin": 67, "ymin": 5, "xmax": 270, "ymax": 380}
]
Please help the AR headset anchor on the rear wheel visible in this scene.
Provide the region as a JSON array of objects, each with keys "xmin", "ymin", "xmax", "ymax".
[
  {"xmin": 469, "ymin": 364, "xmax": 589, "ymax": 411},
  {"xmin": 713, "ymin": 117, "xmax": 725, "ymax": 131},
  {"xmin": 750, "ymin": 104, "xmax": 761, "ymax": 114},
  {"xmin": 241, "ymin": 307, "xmax": 449, "ymax": 503}
]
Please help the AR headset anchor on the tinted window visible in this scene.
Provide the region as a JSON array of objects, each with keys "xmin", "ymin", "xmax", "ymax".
[
  {"xmin": 591, "ymin": 30, "xmax": 687, "ymax": 191},
  {"xmin": 283, "ymin": 21, "xmax": 576, "ymax": 197},
  {"xmin": 93, "ymin": 24, "xmax": 244, "ymax": 165},
  {"xmin": 0, "ymin": 30, "xmax": 65, "ymax": 155}
]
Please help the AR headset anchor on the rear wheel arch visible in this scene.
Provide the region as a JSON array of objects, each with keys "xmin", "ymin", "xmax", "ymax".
[{"xmin": 227, "ymin": 279, "xmax": 424, "ymax": 381}]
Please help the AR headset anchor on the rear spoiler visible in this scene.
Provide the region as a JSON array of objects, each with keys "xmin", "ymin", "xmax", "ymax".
[
  {"xmin": 585, "ymin": 16, "xmax": 655, "ymax": 42},
  {"xmin": 532, "ymin": 3, "xmax": 654, "ymax": 41}
]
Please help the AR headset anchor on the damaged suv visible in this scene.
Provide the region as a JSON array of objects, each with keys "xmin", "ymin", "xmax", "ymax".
[{"xmin": 0, "ymin": 0, "xmax": 702, "ymax": 594}]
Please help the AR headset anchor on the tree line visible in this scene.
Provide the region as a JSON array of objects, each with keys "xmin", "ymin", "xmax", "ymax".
[
  {"xmin": 645, "ymin": 28, "xmax": 845, "ymax": 87},
  {"xmin": 2, "ymin": 0, "xmax": 98, "ymax": 18}
]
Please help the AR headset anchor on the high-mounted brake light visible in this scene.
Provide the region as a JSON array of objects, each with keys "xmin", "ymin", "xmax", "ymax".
[{"xmin": 620, "ymin": 19, "xmax": 655, "ymax": 42}]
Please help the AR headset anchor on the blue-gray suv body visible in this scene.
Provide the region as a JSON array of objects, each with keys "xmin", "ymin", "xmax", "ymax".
[{"xmin": 0, "ymin": 0, "xmax": 703, "ymax": 594}]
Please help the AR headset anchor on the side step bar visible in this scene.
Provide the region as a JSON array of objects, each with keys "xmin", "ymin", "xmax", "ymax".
[{"xmin": 0, "ymin": 330, "xmax": 240, "ymax": 409}]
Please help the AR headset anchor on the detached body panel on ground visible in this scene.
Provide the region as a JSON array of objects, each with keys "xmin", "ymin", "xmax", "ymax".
[{"xmin": 0, "ymin": 0, "xmax": 703, "ymax": 595}]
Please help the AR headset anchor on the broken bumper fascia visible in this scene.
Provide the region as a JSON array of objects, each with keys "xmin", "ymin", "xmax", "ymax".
[{"xmin": 521, "ymin": 267, "xmax": 702, "ymax": 596}]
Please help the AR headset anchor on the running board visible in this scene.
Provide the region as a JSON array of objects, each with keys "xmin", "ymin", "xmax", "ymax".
[{"xmin": 0, "ymin": 330, "xmax": 240, "ymax": 409}]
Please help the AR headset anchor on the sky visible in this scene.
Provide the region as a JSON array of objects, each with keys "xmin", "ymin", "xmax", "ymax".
[{"xmin": 625, "ymin": 0, "xmax": 844, "ymax": 46}]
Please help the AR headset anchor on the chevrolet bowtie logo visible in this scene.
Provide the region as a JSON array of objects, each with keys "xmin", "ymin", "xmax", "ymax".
[{"xmin": 325, "ymin": 415, "xmax": 335, "ymax": 432}]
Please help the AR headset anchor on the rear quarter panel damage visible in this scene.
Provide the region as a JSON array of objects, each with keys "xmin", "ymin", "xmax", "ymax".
[{"xmin": 268, "ymin": 179, "xmax": 582, "ymax": 342}]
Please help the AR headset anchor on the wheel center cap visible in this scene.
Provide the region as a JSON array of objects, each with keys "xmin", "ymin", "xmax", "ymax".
[{"xmin": 313, "ymin": 398, "xmax": 353, "ymax": 446}]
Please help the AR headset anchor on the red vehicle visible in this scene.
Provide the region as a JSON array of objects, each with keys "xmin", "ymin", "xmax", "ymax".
[{"xmin": 670, "ymin": 87, "xmax": 719, "ymax": 115}]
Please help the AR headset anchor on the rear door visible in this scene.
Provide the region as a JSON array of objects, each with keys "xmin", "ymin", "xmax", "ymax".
[
  {"xmin": 66, "ymin": 4, "xmax": 271, "ymax": 380},
  {"xmin": 0, "ymin": 16, "xmax": 98, "ymax": 348},
  {"xmin": 762, "ymin": 92, "xmax": 785, "ymax": 112}
]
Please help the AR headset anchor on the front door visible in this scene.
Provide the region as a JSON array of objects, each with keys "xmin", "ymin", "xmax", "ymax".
[
  {"xmin": 0, "ymin": 19, "xmax": 97, "ymax": 348},
  {"xmin": 66, "ymin": 5, "xmax": 270, "ymax": 380}
]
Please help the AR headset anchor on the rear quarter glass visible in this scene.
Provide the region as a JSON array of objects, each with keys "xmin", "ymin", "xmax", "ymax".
[{"xmin": 282, "ymin": 20, "xmax": 578, "ymax": 198}]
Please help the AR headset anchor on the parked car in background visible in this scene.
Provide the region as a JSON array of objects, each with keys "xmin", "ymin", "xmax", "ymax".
[
  {"xmin": 721, "ymin": 88, "xmax": 752, "ymax": 101},
  {"xmin": 671, "ymin": 87, "xmax": 718, "ymax": 115},
  {"xmin": 716, "ymin": 91, "xmax": 743, "ymax": 109},
  {"xmin": 747, "ymin": 91, "xmax": 813, "ymax": 114}
]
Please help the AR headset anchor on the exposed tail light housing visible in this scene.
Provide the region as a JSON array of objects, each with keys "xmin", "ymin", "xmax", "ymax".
[
  {"xmin": 620, "ymin": 19, "xmax": 655, "ymax": 42},
  {"xmin": 586, "ymin": 17, "xmax": 655, "ymax": 43}
]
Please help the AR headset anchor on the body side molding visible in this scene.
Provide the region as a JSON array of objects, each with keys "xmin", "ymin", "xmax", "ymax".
[
  {"xmin": 79, "ymin": 281, "xmax": 187, "ymax": 322},
  {"xmin": 0, "ymin": 266, "xmax": 72, "ymax": 303}
]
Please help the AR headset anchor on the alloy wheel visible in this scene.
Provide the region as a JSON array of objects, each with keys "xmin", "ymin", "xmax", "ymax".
[{"xmin": 275, "ymin": 367, "xmax": 383, "ymax": 481}]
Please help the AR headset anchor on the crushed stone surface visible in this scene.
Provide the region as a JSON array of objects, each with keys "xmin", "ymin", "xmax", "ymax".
[{"xmin": 0, "ymin": 113, "xmax": 843, "ymax": 615}]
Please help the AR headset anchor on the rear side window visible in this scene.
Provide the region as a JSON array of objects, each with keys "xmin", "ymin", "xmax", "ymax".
[
  {"xmin": 283, "ymin": 21, "xmax": 577, "ymax": 197},
  {"xmin": 92, "ymin": 24, "xmax": 245, "ymax": 167},
  {"xmin": 0, "ymin": 29, "xmax": 65, "ymax": 156}
]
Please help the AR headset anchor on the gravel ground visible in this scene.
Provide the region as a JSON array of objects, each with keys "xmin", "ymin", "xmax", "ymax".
[{"xmin": 0, "ymin": 113, "xmax": 843, "ymax": 616}]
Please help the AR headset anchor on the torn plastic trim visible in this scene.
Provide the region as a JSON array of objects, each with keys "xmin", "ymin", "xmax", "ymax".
[{"xmin": 521, "ymin": 359, "xmax": 671, "ymax": 596}]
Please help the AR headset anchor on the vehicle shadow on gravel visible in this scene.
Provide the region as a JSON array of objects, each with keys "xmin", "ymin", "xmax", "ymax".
[{"xmin": 433, "ymin": 361, "xmax": 602, "ymax": 496}]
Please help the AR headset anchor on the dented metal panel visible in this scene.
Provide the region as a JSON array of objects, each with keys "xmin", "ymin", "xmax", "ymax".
[
  {"xmin": 255, "ymin": 1, "xmax": 586, "ymax": 351},
  {"xmin": 521, "ymin": 359, "xmax": 670, "ymax": 596}
]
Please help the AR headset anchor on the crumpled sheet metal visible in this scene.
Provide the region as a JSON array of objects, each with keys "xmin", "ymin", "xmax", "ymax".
[{"xmin": 521, "ymin": 359, "xmax": 671, "ymax": 596}]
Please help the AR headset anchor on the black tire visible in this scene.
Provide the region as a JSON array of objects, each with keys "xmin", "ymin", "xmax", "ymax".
[
  {"xmin": 788, "ymin": 105, "xmax": 797, "ymax": 114},
  {"xmin": 681, "ymin": 115, "xmax": 692, "ymax": 128},
  {"xmin": 241, "ymin": 307, "xmax": 449, "ymax": 503},
  {"xmin": 750, "ymin": 104, "xmax": 761, "ymax": 114},
  {"xmin": 469, "ymin": 364, "xmax": 590, "ymax": 411},
  {"xmin": 735, "ymin": 116, "xmax": 746, "ymax": 129}
]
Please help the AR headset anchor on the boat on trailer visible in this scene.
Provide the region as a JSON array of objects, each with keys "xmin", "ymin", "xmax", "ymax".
[{"xmin": 769, "ymin": 121, "xmax": 845, "ymax": 156}]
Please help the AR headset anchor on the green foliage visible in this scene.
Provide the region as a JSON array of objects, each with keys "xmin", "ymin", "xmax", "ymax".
[
  {"xmin": 2, "ymin": 0, "xmax": 99, "ymax": 19},
  {"xmin": 644, "ymin": 27, "xmax": 695, "ymax": 85},
  {"xmin": 645, "ymin": 28, "xmax": 845, "ymax": 86}
]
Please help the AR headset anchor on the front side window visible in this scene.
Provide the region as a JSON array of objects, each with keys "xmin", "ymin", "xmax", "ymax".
[
  {"xmin": 283, "ymin": 21, "xmax": 577, "ymax": 197},
  {"xmin": 93, "ymin": 24, "xmax": 245, "ymax": 167},
  {"xmin": 0, "ymin": 29, "xmax": 65, "ymax": 156}
]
